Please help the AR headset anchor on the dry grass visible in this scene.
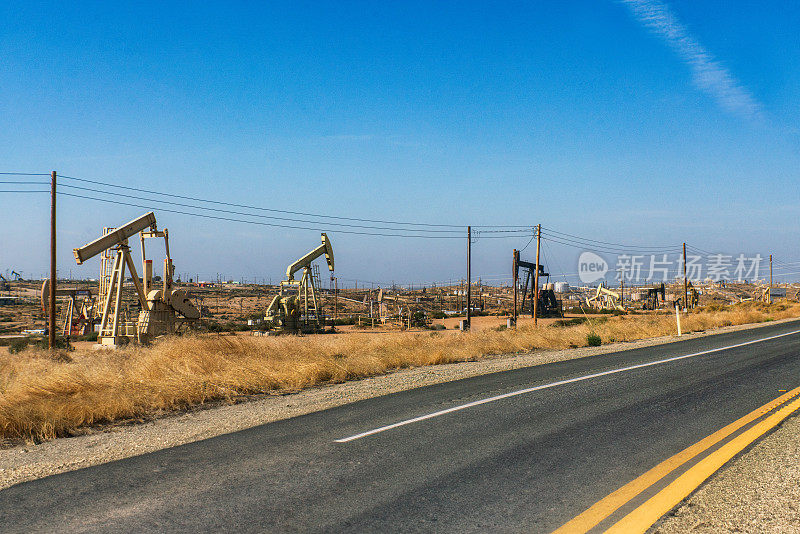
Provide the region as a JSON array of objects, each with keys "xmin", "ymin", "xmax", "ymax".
[{"xmin": 2, "ymin": 301, "xmax": 799, "ymax": 442}]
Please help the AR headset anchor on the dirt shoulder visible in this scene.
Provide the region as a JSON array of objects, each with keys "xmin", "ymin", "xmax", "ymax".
[{"xmin": 0, "ymin": 318, "xmax": 796, "ymax": 493}]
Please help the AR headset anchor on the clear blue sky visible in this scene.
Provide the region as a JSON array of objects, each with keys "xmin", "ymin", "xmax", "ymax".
[{"xmin": 1, "ymin": 1, "xmax": 798, "ymax": 285}]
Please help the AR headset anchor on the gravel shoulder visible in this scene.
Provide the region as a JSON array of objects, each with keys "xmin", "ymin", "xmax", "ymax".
[
  {"xmin": 1, "ymin": 318, "xmax": 797, "ymax": 498},
  {"xmin": 653, "ymin": 413, "xmax": 800, "ymax": 533}
]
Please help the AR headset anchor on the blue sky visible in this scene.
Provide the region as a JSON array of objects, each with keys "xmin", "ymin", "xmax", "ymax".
[{"xmin": 1, "ymin": 1, "xmax": 798, "ymax": 285}]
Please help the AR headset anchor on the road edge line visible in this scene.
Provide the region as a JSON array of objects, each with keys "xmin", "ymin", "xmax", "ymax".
[
  {"xmin": 605, "ymin": 396, "xmax": 800, "ymax": 533},
  {"xmin": 552, "ymin": 385, "xmax": 800, "ymax": 533}
]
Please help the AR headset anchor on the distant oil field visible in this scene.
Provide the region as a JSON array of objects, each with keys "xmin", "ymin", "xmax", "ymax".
[{"xmin": 1, "ymin": 274, "xmax": 797, "ymax": 351}]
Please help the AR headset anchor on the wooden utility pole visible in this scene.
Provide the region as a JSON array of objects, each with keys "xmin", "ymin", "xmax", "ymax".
[
  {"xmin": 533, "ymin": 224, "xmax": 541, "ymax": 326},
  {"xmin": 49, "ymin": 171, "xmax": 57, "ymax": 350},
  {"xmin": 512, "ymin": 249, "xmax": 519, "ymax": 326},
  {"xmin": 682, "ymin": 242, "xmax": 688, "ymax": 310},
  {"xmin": 769, "ymin": 254, "xmax": 773, "ymax": 304},
  {"xmin": 466, "ymin": 226, "xmax": 472, "ymax": 329}
]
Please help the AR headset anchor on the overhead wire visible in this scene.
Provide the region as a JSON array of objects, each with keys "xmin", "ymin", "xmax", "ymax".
[
  {"xmin": 5, "ymin": 172, "xmax": 795, "ymax": 282},
  {"xmin": 0, "ymin": 179, "xmax": 50, "ymax": 193},
  {"xmin": 773, "ymin": 259, "xmax": 800, "ymax": 268},
  {"xmin": 58, "ymin": 192, "xmax": 462, "ymax": 238},
  {"xmin": 57, "ymin": 191, "xmax": 532, "ymax": 239},
  {"xmin": 59, "ymin": 183, "xmax": 464, "ymax": 234},
  {"xmin": 11, "ymin": 172, "xmax": 687, "ymax": 250},
  {"xmin": 541, "ymin": 226, "xmax": 676, "ymax": 251},
  {"xmin": 518, "ymin": 230, "xmax": 536, "ymax": 253},
  {"xmin": 541, "ymin": 234, "xmax": 680, "ymax": 255},
  {"xmin": 685, "ymin": 244, "xmax": 717, "ymax": 256},
  {"xmin": 57, "ymin": 173, "xmax": 530, "ymax": 230}
]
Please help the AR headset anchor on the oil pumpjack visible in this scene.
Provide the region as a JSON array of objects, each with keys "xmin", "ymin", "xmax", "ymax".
[
  {"xmin": 72, "ymin": 212, "xmax": 199, "ymax": 346},
  {"xmin": 40, "ymin": 279, "xmax": 97, "ymax": 337},
  {"xmin": 265, "ymin": 233, "xmax": 334, "ymax": 333}
]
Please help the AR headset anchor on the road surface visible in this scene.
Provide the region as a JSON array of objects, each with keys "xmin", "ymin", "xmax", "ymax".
[{"xmin": 2, "ymin": 320, "xmax": 799, "ymax": 533}]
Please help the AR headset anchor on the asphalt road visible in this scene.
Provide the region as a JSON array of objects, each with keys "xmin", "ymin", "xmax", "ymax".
[{"xmin": 3, "ymin": 320, "xmax": 800, "ymax": 533}]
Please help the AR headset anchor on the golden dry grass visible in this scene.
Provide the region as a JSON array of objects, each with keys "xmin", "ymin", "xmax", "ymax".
[{"xmin": 1, "ymin": 301, "xmax": 798, "ymax": 442}]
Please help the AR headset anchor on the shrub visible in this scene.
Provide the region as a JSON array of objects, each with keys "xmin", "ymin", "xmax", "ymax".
[
  {"xmin": 77, "ymin": 331, "xmax": 99, "ymax": 342},
  {"xmin": 7, "ymin": 337, "xmax": 32, "ymax": 354},
  {"xmin": 586, "ymin": 332, "xmax": 602, "ymax": 347},
  {"xmin": 8, "ymin": 336, "xmax": 72, "ymax": 354},
  {"xmin": 552, "ymin": 318, "xmax": 586, "ymax": 328}
]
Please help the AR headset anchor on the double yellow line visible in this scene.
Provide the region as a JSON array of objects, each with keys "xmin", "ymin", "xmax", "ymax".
[{"xmin": 554, "ymin": 385, "xmax": 800, "ymax": 533}]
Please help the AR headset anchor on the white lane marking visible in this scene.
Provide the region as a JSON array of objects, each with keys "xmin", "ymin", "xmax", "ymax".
[{"xmin": 334, "ymin": 329, "xmax": 800, "ymax": 443}]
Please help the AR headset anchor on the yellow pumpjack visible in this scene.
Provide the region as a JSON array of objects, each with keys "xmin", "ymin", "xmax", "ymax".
[{"xmin": 265, "ymin": 233, "xmax": 334, "ymax": 333}]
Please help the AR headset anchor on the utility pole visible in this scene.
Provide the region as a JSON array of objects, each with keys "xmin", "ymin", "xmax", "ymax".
[
  {"xmin": 466, "ymin": 226, "xmax": 472, "ymax": 329},
  {"xmin": 533, "ymin": 224, "xmax": 541, "ymax": 326},
  {"xmin": 512, "ymin": 249, "xmax": 519, "ymax": 326},
  {"xmin": 769, "ymin": 254, "xmax": 773, "ymax": 304},
  {"xmin": 683, "ymin": 242, "xmax": 688, "ymax": 311},
  {"xmin": 49, "ymin": 171, "xmax": 56, "ymax": 350}
]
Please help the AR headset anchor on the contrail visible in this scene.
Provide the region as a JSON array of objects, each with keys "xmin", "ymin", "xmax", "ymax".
[{"xmin": 620, "ymin": 0, "xmax": 763, "ymax": 121}]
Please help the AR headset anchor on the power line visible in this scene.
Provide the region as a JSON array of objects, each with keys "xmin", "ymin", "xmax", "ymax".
[
  {"xmin": 685, "ymin": 244, "xmax": 716, "ymax": 256},
  {"xmin": 58, "ymin": 173, "xmax": 528, "ymax": 230},
  {"xmin": 518, "ymin": 232, "xmax": 536, "ymax": 252},
  {"xmin": 58, "ymin": 192, "xmax": 460, "ymax": 238},
  {"xmin": 541, "ymin": 235, "xmax": 679, "ymax": 255},
  {"xmin": 59, "ymin": 183, "xmax": 464, "ymax": 234},
  {"xmin": 58, "ymin": 191, "xmax": 532, "ymax": 239},
  {"xmin": 474, "ymin": 229, "xmax": 531, "ymax": 234},
  {"xmin": 540, "ymin": 231, "xmax": 679, "ymax": 254},
  {"xmin": 541, "ymin": 226, "xmax": 675, "ymax": 251},
  {"xmin": 540, "ymin": 239, "xmax": 572, "ymax": 282},
  {"xmin": 6, "ymin": 172, "xmax": 784, "ymax": 275}
]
